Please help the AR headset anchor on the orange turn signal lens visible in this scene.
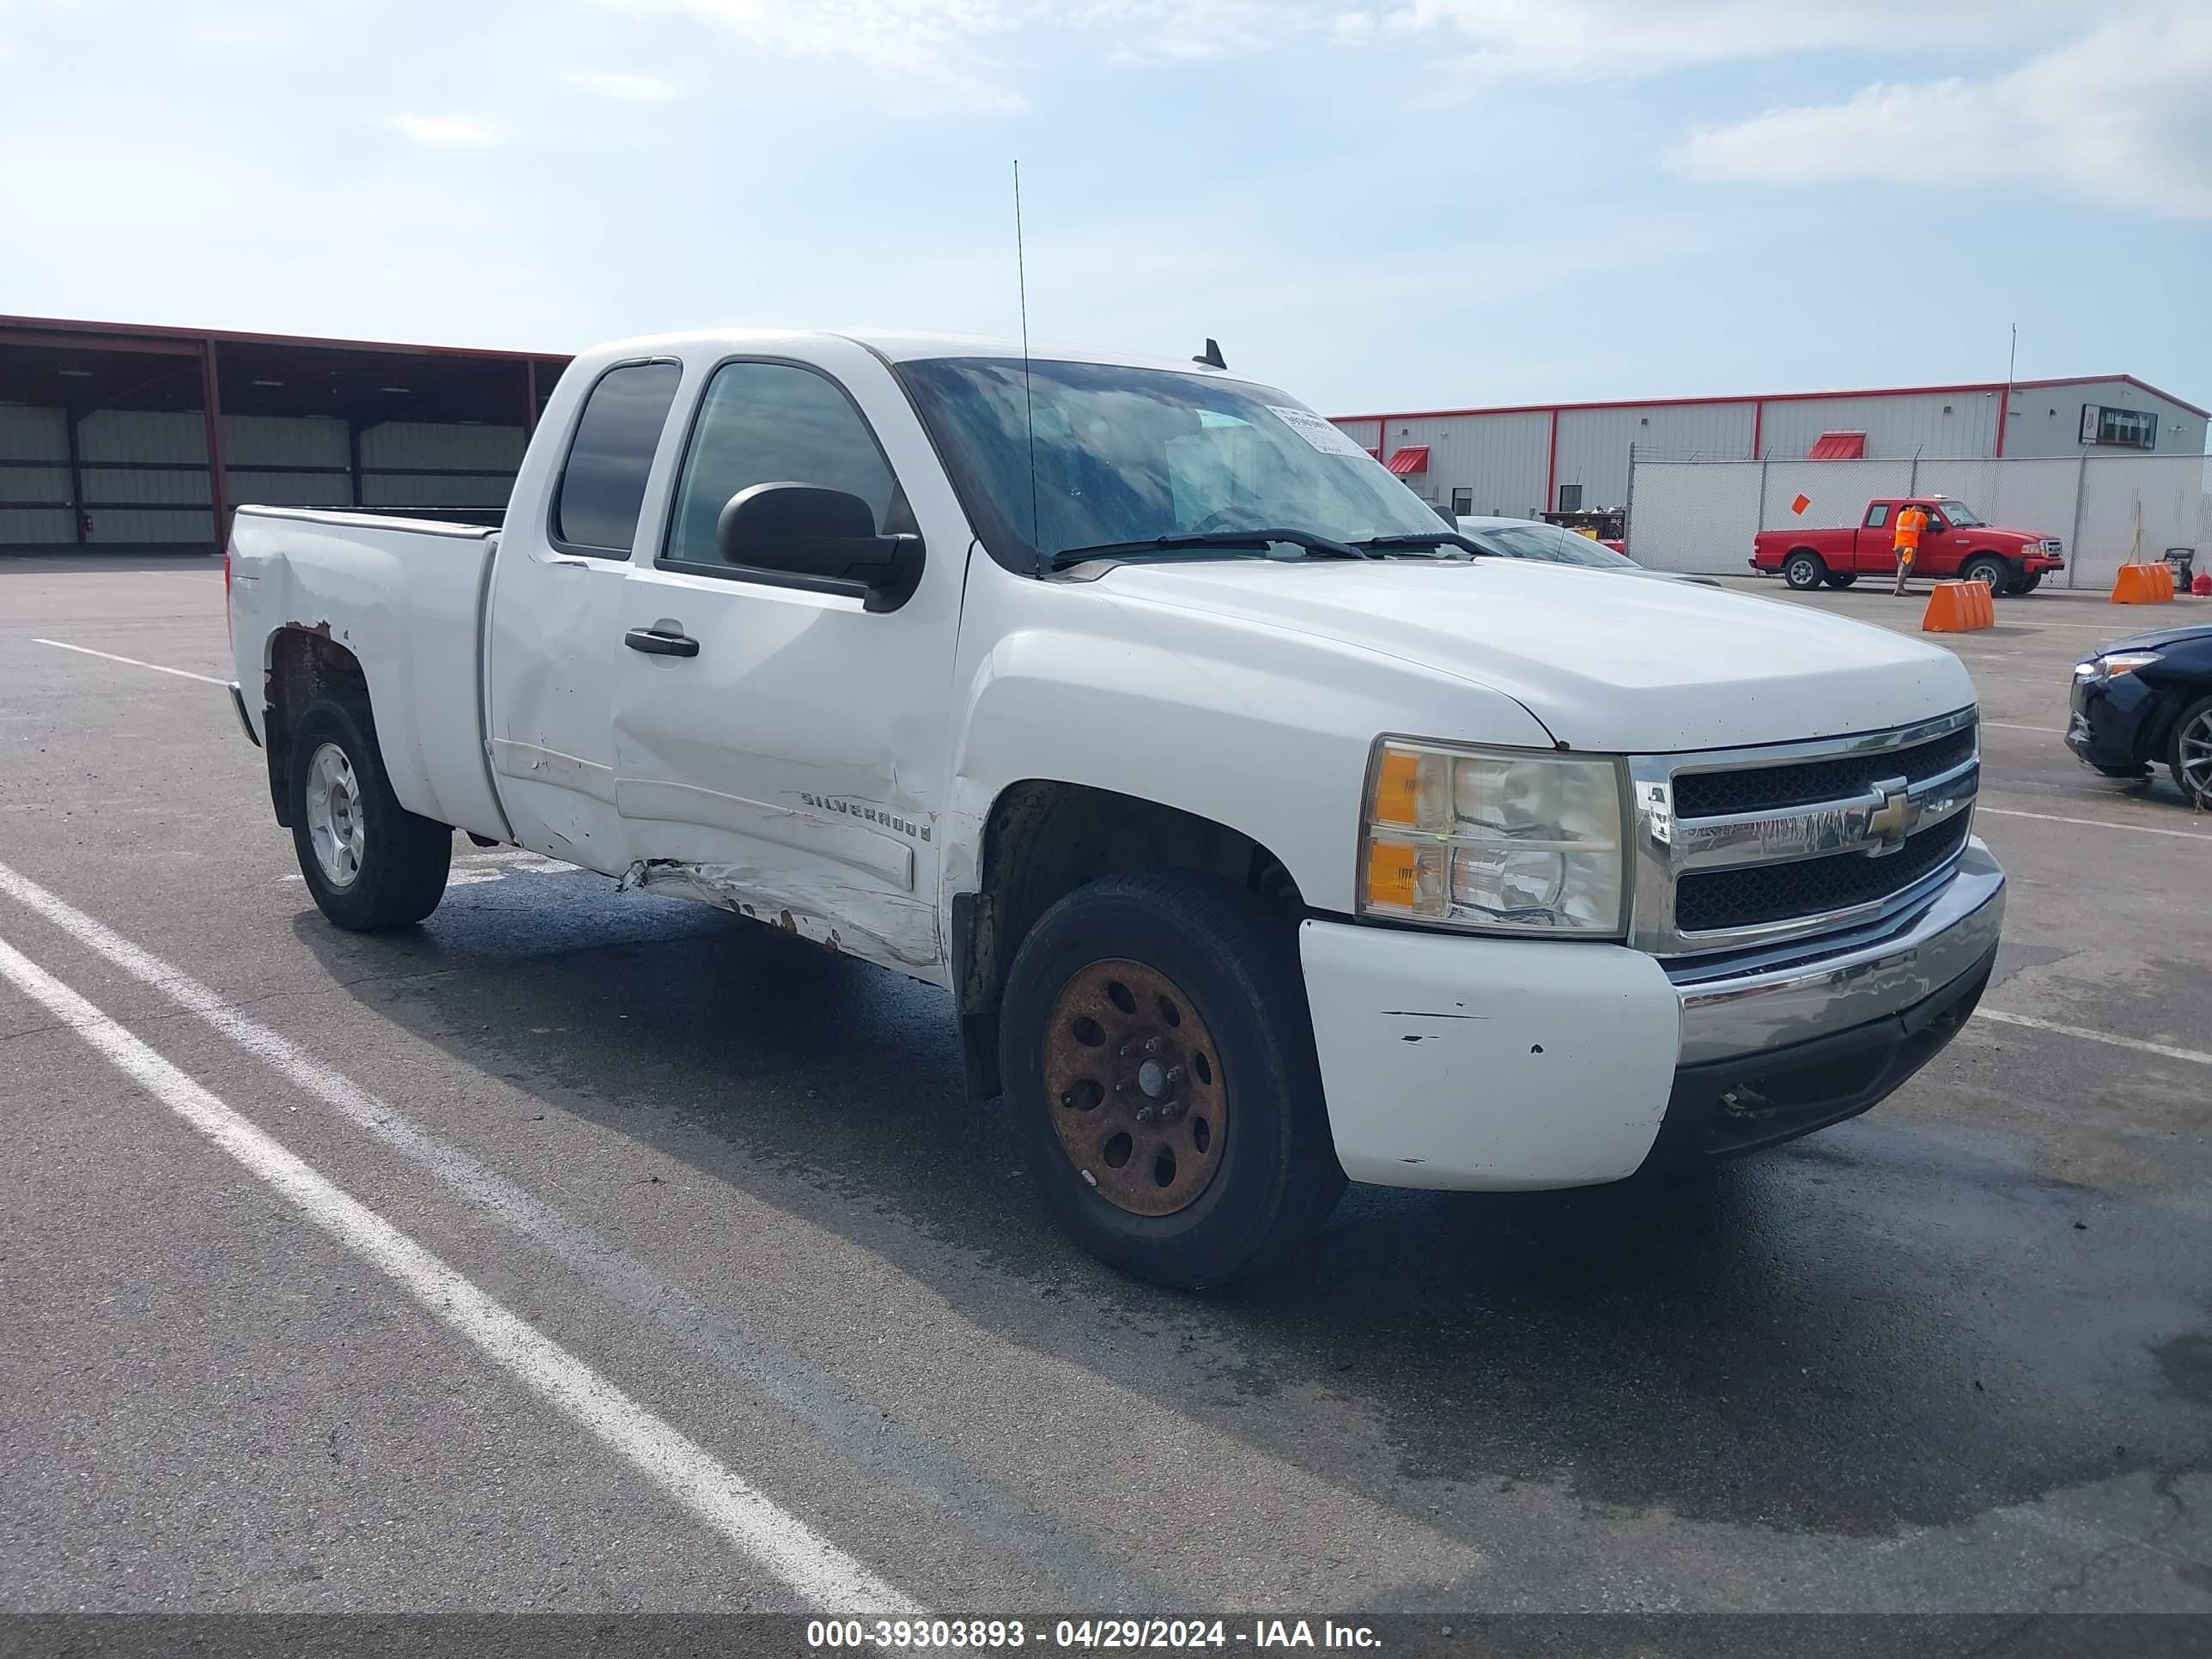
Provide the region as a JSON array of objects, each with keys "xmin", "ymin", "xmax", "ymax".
[
  {"xmin": 1372, "ymin": 750, "xmax": 1423, "ymax": 826},
  {"xmin": 1366, "ymin": 840, "xmax": 1418, "ymax": 910}
]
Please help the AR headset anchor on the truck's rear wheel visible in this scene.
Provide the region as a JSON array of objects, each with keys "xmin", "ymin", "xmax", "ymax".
[
  {"xmin": 1961, "ymin": 554, "xmax": 2012, "ymax": 594},
  {"xmin": 1783, "ymin": 551, "xmax": 1826, "ymax": 591},
  {"xmin": 998, "ymin": 872, "xmax": 1343, "ymax": 1288},
  {"xmin": 288, "ymin": 698, "xmax": 452, "ymax": 932}
]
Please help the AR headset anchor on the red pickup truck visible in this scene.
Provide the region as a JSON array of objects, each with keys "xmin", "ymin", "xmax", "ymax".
[{"xmin": 1752, "ymin": 496, "xmax": 2067, "ymax": 596}]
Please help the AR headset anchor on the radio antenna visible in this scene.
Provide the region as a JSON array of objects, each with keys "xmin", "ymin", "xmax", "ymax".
[{"xmin": 1014, "ymin": 159, "xmax": 1040, "ymax": 546}]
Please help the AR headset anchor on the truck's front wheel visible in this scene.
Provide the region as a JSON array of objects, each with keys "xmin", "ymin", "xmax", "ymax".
[
  {"xmin": 288, "ymin": 699, "xmax": 452, "ymax": 932},
  {"xmin": 998, "ymin": 872, "xmax": 1344, "ymax": 1288}
]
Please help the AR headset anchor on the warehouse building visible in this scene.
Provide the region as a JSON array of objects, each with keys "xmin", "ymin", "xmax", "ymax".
[
  {"xmin": 1330, "ymin": 375, "xmax": 2208, "ymax": 522},
  {"xmin": 0, "ymin": 314, "xmax": 572, "ymax": 555}
]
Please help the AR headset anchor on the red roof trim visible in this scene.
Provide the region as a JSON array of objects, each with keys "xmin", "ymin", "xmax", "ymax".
[
  {"xmin": 1385, "ymin": 445, "xmax": 1429, "ymax": 475},
  {"xmin": 1335, "ymin": 374, "xmax": 2207, "ymax": 425},
  {"xmin": 0, "ymin": 312, "xmax": 565, "ymax": 366}
]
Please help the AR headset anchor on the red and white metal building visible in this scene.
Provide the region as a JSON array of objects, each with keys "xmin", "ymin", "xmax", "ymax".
[{"xmin": 1331, "ymin": 375, "xmax": 2209, "ymax": 521}]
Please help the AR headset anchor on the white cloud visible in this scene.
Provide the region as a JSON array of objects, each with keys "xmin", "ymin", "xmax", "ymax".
[
  {"xmin": 1668, "ymin": 14, "xmax": 2212, "ymax": 220},
  {"xmin": 567, "ymin": 70, "xmax": 679, "ymax": 104},
  {"xmin": 605, "ymin": 0, "xmax": 1030, "ymax": 109},
  {"xmin": 387, "ymin": 114, "xmax": 501, "ymax": 149},
  {"xmin": 1389, "ymin": 0, "xmax": 2087, "ymax": 79}
]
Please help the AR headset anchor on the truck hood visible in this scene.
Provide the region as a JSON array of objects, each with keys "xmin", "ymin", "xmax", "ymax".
[{"xmin": 1102, "ymin": 559, "xmax": 1976, "ymax": 753}]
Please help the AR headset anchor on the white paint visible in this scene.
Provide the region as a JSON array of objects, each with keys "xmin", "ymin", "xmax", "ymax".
[
  {"xmin": 1979, "ymin": 721, "xmax": 2064, "ymax": 734},
  {"xmin": 1976, "ymin": 1008, "xmax": 2212, "ymax": 1069},
  {"xmin": 1298, "ymin": 918, "xmax": 1681, "ymax": 1188},
  {"xmin": 0, "ymin": 915, "xmax": 918, "ymax": 1615},
  {"xmin": 33, "ymin": 638, "xmax": 229, "ymax": 686},
  {"xmin": 1978, "ymin": 805, "xmax": 2211, "ymax": 842}
]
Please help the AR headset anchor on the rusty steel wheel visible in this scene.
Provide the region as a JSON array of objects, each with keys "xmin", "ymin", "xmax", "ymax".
[{"xmin": 1042, "ymin": 958, "xmax": 1227, "ymax": 1217}]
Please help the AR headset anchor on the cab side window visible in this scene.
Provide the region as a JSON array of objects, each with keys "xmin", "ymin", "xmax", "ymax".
[
  {"xmin": 551, "ymin": 362, "xmax": 683, "ymax": 556},
  {"xmin": 1864, "ymin": 504, "xmax": 1890, "ymax": 529},
  {"xmin": 663, "ymin": 362, "xmax": 902, "ymax": 570}
]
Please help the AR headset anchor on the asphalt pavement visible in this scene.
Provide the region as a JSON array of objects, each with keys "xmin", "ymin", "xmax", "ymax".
[{"xmin": 1, "ymin": 553, "xmax": 2207, "ymax": 1622}]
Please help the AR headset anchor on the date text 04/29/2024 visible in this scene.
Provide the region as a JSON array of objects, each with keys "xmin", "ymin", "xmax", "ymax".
[{"xmin": 805, "ymin": 1619, "xmax": 1382, "ymax": 1650}]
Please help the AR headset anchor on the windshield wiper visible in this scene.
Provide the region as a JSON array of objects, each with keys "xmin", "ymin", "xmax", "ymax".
[
  {"xmin": 1353, "ymin": 532, "xmax": 1496, "ymax": 557},
  {"xmin": 1047, "ymin": 528, "xmax": 1375, "ymax": 571}
]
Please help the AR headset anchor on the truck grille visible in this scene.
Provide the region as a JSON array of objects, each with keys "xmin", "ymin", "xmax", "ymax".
[
  {"xmin": 1674, "ymin": 814, "xmax": 1972, "ymax": 934},
  {"xmin": 1627, "ymin": 708, "xmax": 1981, "ymax": 956},
  {"xmin": 1674, "ymin": 721, "xmax": 1978, "ymax": 819}
]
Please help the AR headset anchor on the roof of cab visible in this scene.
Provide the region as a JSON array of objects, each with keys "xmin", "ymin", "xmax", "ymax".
[{"xmin": 573, "ymin": 326, "xmax": 1241, "ymax": 380}]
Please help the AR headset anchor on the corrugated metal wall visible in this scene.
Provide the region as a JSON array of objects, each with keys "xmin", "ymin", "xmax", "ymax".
[
  {"xmin": 1555, "ymin": 402, "xmax": 1756, "ymax": 507},
  {"xmin": 0, "ymin": 404, "xmax": 72, "ymax": 544},
  {"xmin": 1758, "ymin": 392, "xmax": 2000, "ymax": 460},
  {"xmin": 78, "ymin": 410, "xmax": 213, "ymax": 545},
  {"xmin": 2000, "ymin": 380, "xmax": 2206, "ymax": 459},
  {"xmin": 1379, "ymin": 410, "xmax": 1551, "ymax": 517}
]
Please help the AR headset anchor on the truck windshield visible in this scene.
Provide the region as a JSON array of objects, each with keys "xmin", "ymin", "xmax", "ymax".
[
  {"xmin": 1935, "ymin": 499, "xmax": 1984, "ymax": 526},
  {"xmin": 897, "ymin": 356, "xmax": 1452, "ymax": 570}
]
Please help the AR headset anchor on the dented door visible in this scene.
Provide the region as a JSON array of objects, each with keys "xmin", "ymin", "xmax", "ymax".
[{"xmin": 610, "ymin": 344, "xmax": 964, "ymax": 978}]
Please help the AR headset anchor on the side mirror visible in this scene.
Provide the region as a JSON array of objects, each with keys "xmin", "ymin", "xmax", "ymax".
[{"xmin": 715, "ymin": 483, "xmax": 923, "ymax": 611}]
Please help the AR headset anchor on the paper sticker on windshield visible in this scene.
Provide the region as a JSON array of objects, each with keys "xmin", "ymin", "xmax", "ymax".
[{"xmin": 1267, "ymin": 406, "xmax": 1370, "ymax": 459}]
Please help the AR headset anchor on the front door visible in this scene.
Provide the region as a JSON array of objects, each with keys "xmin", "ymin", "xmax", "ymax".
[
  {"xmin": 1914, "ymin": 506, "xmax": 1954, "ymax": 575},
  {"xmin": 610, "ymin": 346, "xmax": 965, "ymax": 979},
  {"xmin": 486, "ymin": 360, "xmax": 685, "ymax": 872}
]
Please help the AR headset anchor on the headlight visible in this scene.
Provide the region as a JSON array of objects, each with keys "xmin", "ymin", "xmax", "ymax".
[
  {"xmin": 1359, "ymin": 738, "xmax": 1627, "ymax": 936},
  {"xmin": 2076, "ymin": 650, "xmax": 2161, "ymax": 682}
]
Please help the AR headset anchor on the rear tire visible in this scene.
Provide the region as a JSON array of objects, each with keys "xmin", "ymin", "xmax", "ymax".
[
  {"xmin": 1822, "ymin": 573, "xmax": 1857, "ymax": 590},
  {"xmin": 1783, "ymin": 551, "xmax": 1826, "ymax": 591},
  {"xmin": 288, "ymin": 698, "xmax": 452, "ymax": 932},
  {"xmin": 2170, "ymin": 695, "xmax": 2212, "ymax": 809},
  {"xmin": 1961, "ymin": 554, "xmax": 2013, "ymax": 594},
  {"xmin": 998, "ymin": 872, "xmax": 1345, "ymax": 1288}
]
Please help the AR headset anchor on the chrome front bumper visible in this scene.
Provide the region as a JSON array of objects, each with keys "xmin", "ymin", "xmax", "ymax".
[{"xmin": 1670, "ymin": 837, "xmax": 2004, "ymax": 1066}]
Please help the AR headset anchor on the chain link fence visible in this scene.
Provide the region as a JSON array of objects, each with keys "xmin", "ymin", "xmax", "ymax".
[{"xmin": 1626, "ymin": 451, "xmax": 2212, "ymax": 590}]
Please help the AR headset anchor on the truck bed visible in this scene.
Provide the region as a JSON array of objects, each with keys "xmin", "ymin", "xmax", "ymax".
[{"xmin": 228, "ymin": 506, "xmax": 510, "ymax": 841}]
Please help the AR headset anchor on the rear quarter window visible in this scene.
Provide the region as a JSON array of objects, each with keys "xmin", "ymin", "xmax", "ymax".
[{"xmin": 551, "ymin": 362, "xmax": 683, "ymax": 556}]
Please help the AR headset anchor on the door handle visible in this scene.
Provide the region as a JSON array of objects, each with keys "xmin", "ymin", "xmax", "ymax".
[{"xmin": 624, "ymin": 627, "xmax": 699, "ymax": 658}]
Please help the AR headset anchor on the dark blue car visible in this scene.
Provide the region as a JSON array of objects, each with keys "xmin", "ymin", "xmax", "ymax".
[{"xmin": 2066, "ymin": 621, "xmax": 2212, "ymax": 807}]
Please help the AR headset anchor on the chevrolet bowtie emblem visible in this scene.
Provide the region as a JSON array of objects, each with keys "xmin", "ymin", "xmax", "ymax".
[{"xmin": 1863, "ymin": 776, "xmax": 1917, "ymax": 855}]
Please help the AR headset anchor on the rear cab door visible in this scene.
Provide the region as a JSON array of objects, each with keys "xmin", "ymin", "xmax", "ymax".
[
  {"xmin": 485, "ymin": 356, "xmax": 686, "ymax": 872},
  {"xmin": 1854, "ymin": 499, "xmax": 1897, "ymax": 574},
  {"xmin": 606, "ymin": 335, "xmax": 970, "ymax": 981}
]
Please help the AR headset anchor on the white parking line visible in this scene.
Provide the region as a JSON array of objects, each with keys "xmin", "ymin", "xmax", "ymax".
[
  {"xmin": 1978, "ymin": 805, "xmax": 2211, "ymax": 841},
  {"xmin": 33, "ymin": 638, "xmax": 229, "ymax": 686},
  {"xmin": 1976, "ymin": 1009, "xmax": 2212, "ymax": 1068},
  {"xmin": 1979, "ymin": 721, "xmax": 2064, "ymax": 734},
  {"xmin": 0, "ymin": 924, "xmax": 918, "ymax": 1615}
]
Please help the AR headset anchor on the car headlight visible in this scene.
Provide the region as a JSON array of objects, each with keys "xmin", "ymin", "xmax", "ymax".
[
  {"xmin": 1359, "ymin": 738, "xmax": 1627, "ymax": 936},
  {"xmin": 2075, "ymin": 650, "xmax": 2161, "ymax": 682}
]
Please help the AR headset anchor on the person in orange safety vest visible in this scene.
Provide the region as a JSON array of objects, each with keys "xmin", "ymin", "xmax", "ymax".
[{"xmin": 1892, "ymin": 502, "xmax": 1930, "ymax": 596}]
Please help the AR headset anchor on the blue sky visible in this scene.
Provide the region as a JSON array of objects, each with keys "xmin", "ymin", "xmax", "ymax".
[{"xmin": 1, "ymin": 0, "xmax": 2206, "ymax": 420}]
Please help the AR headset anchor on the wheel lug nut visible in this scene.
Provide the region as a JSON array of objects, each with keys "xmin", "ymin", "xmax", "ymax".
[
  {"xmin": 1144, "ymin": 1036, "xmax": 1162, "ymax": 1054},
  {"xmin": 1118, "ymin": 1044, "xmax": 1134, "ymax": 1058},
  {"xmin": 1135, "ymin": 1106, "xmax": 1156, "ymax": 1124},
  {"xmin": 1164, "ymin": 1066, "xmax": 1185, "ymax": 1084}
]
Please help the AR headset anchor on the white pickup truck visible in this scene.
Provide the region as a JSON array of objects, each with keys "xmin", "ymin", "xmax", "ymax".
[{"xmin": 227, "ymin": 328, "xmax": 2004, "ymax": 1286}]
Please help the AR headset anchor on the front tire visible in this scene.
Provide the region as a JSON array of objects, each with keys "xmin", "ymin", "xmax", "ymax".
[
  {"xmin": 998, "ymin": 872, "xmax": 1344, "ymax": 1288},
  {"xmin": 1783, "ymin": 550, "xmax": 1826, "ymax": 591},
  {"xmin": 2170, "ymin": 695, "xmax": 2212, "ymax": 809},
  {"xmin": 288, "ymin": 698, "xmax": 452, "ymax": 931},
  {"xmin": 1961, "ymin": 554, "xmax": 2013, "ymax": 594},
  {"xmin": 1822, "ymin": 573, "xmax": 1858, "ymax": 590}
]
